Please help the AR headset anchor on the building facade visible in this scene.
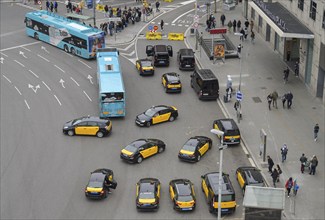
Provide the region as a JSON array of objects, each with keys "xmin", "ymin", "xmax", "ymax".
[{"xmin": 243, "ymin": 0, "xmax": 325, "ymax": 103}]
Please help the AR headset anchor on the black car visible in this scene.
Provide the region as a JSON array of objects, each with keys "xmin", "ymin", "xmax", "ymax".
[
  {"xmin": 120, "ymin": 139, "xmax": 166, "ymax": 163},
  {"xmin": 178, "ymin": 136, "xmax": 212, "ymax": 162},
  {"xmin": 162, "ymin": 72, "xmax": 182, "ymax": 93},
  {"xmin": 135, "ymin": 105, "xmax": 178, "ymax": 127},
  {"xmin": 136, "ymin": 178, "xmax": 161, "ymax": 210},
  {"xmin": 236, "ymin": 166, "xmax": 265, "ymax": 194},
  {"xmin": 84, "ymin": 168, "xmax": 117, "ymax": 199},
  {"xmin": 212, "ymin": 119, "xmax": 240, "ymax": 145},
  {"xmin": 169, "ymin": 179, "xmax": 196, "ymax": 211},
  {"xmin": 63, "ymin": 116, "xmax": 112, "ymax": 138}
]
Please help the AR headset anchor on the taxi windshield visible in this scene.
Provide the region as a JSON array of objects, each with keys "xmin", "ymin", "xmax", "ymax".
[
  {"xmin": 139, "ymin": 191, "xmax": 155, "ymax": 199},
  {"xmin": 182, "ymin": 139, "xmax": 199, "ymax": 152},
  {"xmin": 88, "ymin": 181, "xmax": 103, "ymax": 188},
  {"xmin": 144, "ymin": 108, "xmax": 156, "ymax": 117},
  {"xmin": 141, "ymin": 61, "xmax": 152, "ymax": 67},
  {"xmin": 124, "ymin": 145, "xmax": 138, "ymax": 153}
]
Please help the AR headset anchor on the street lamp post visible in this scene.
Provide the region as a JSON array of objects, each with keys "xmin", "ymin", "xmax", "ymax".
[{"xmin": 210, "ymin": 129, "xmax": 227, "ymax": 220}]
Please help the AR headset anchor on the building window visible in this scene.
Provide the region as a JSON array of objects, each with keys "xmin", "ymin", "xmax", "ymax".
[
  {"xmin": 322, "ymin": 10, "xmax": 325, "ymax": 29},
  {"xmin": 258, "ymin": 15, "xmax": 263, "ymax": 28},
  {"xmin": 251, "ymin": 8, "xmax": 255, "ymax": 20},
  {"xmin": 309, "ymin": 0, "xmax": 317, "ymax": 21},
  {"xmin": 298, "ymin": 0, "xmax": 304, "ymax": 11}
]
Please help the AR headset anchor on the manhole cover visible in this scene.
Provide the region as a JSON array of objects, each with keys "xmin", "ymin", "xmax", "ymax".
[
  {"xmin": 252, "ymin": 97, "xmax": 262, "ymax": 103},
  {"xmin": 261, "ymin": 87, "xmax": 267, "ymax": 90}
]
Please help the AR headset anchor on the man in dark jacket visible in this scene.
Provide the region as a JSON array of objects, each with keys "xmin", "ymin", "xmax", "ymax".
[
  {"xmin": 286, "ymin": 92, "xmax": 293, "ymax": 109},
  {"xmin": 300, "ymin": 153, "xmax": 307, "ymax": 173},
  {"xmin": 267, "ymin": 155, "xmax": 274, "ymax": 173},
  {"xmin": 271, "ymin": 168, "xmax": 279, "ymax": 187}
]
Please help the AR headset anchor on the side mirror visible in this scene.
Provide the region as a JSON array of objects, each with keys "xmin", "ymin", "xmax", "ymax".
[{"xmin": 201, "ymin": 175, "xmax": 204, "ymax": 179}]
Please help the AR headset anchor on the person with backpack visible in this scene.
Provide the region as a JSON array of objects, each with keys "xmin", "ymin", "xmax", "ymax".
[
  {"xmin": 285, "ymin": 177, "xmax": 294, "ymax": 197},
  {"xmin": 281, "ymin": 144, "xmax": 288, "ymax": 162},
  {"xmin": 300, "ymin": 153, "xmax": 307, "ymax": 173},
  {"xmin": 271, "ymin": 168, "xmax": 279, "ymax": 187}
]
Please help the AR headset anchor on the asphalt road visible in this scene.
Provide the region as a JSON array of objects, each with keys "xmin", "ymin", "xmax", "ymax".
[{"xmin": 1, "ymin": 1, "xmax": 253, "ymax": 219}]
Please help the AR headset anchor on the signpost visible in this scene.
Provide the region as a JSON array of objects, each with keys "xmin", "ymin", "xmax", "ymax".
[
  {"xmin": 153, "ymin": 25, "xmax": 158, "ymax": 32},
  {"xmin": 236, "ymin": 91, "xmax": 243, "ymax": 101},
  {"xmin": 209, "ymin": 28, "xmax": 227, "ymax": 34}
]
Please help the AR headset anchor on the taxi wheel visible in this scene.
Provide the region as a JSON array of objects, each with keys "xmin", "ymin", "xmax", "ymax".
[
  {"xmin": 96, "ymin": 131, "xmax": 104, "ymax": 138},
  {"xmin": 196, "ymin": 155, "xmax": 201, "ymax": 162},
  {"xmin": 169, "ymin": 116, "xmax": 175, "ymax": 122},
  {"xmin": 158, "ymin": 147, "xmax": 164, "ymax": 153},
  {"xmin": 137, "ymin": 156, "xmax": 143, "ymax": 163},
  {"xmin": 67, "ymin": 130, "xmax": 74, "ymax": 136},
  {"xmin": 146, "ymin": 121, "xmax": 151, "ymax": 127}
]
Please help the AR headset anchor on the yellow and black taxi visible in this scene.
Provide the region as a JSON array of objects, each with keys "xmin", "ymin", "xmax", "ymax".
[
  {"xmin": 136, "ymin": 178, "xmax": 161, "ymax": 210},
  {"xmin": 161, "ymin": 72, "xmax": 182, "ymax": 93},
  {"xmin": 212, "ymin": 119, "xmax": 240, "ymax": 145},
  {"xmin": 178, "ymin": 136, "xmax": 212, "ymax": 162},
  {"xmin": 84, "ymin": 168, "xmax": 117, "ymax": 199},
  {"xmin": 169, "ymin": 179, "xmax": 196, "ymax": 211},
  {"xmin": 120, "ymin": 139, "xmax": 166, "ymax": 163},
  {"xmin": 135, "ymin": 105, "xmax": 178, "ymax": 127},
  {"xmin": 136, "ymin": 58, "xmax": 155, "ymax": 76},
  {"xmin": 63, "ymin": 116, "xmax": 112, "ymax": 138},
  {"xmin": 236, "ymin": 166, "xmax": 265, "ymax": 194},
  {"xmin": 201, "ymin": 172, "xmax": 236, "ymax": 214}
]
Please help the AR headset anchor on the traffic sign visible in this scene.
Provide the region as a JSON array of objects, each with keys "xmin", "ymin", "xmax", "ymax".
[
  {"xmin": 236, "ymin": 91, "xmax": 243, "ymax": 101},
  {"xmin": 38, "ymin": 1, "xmax": 41, "ymax": 4},
  {"xmin": 148, "ymin": 25, "xmax": 153, "ymax": 31},
  {"xmin": 153, "ymin": 25, "xmax": 158, "ymax": 31},
  {"xmin": 193, "ymin": 22, "xmax": 198, "ymax": 28},
  {"xmin": 209, "ymin": 28, "xmax": 227, "ymax": 34}
]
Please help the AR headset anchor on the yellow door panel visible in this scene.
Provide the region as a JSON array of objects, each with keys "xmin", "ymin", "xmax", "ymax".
[
  {"xmin": 162, "ymin": 78, "xmax": 166, "ymax": 86},
  {"xmin": 152, "ymin": 115, "xmax": 160, "ymax": 124},
  {"xmin": 136, "ymin": 184, "xmax": 139, "ymax": 196},
  {"xmin": 199, "ymin": 143, "xmax": 209, "ymax": 155},
  {"xmin": 140, "ymin": 149, "xmax": 150, "ymax": 158},
  {"xmin": 157, "ymin": 185, "xmax": 160, "ymax": 198},
  {"xmin": 163, "ymin": 112, "xmax": 171, "ymax": 122},
  {"xmin": 75, "ymin": 126, "xmax": 88, "ymax": 135},
  {"xmin": 213, "ymin": 201, "xmax": 236, "ymax": 209},
  {"xmin": 150, "ymin": 146, "xmax": 158, "ymax": 156},
  {"xmin": 202, "ymin": 180, "xmax": 209, "ymax": 199},
  {"xmin": 88, "ymin": 127, "xmax": 99, "ymax": 135},
  {"xmin": 136, "ymin": 62, "xmax": 140, "ymax": 70},
  {"xmin": 169, "ymin": 186, "xmax": 174, "ymax": 200},
  {"xmin": 237, "ymin": 172, "xmax": 245, "ymax": 188}
]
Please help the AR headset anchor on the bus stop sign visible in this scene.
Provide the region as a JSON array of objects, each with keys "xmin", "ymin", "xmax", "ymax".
[{"xmin": 236, "ymin": 91, "xmax": 243, "ymax": 101}]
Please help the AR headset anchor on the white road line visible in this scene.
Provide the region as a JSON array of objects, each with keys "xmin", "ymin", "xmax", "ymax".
[
  {"xmin": 37, "ymin": 54, "xmax": 50, "ymax": 62},
  {"xmin": 14, "ymin": 60, "xmax": 25, "ymax": 67},
  {"xmin": 0, "ymin": 52, "xmax": 8, "ymax": 57},
  {"xmin": 0, "ymin": 29, "xmax": 25, "ymax": 38},
  {"xmin": 14, "ymin": 86, "xmax": 22, "ymax": 95},
  {"xmin": 28, "ymin": 70, "xmax": 39, "ymax": 78},
  {"xmin": 78, "ymin": 59, "xmax": 92, "ymax": 69},
  {"xmin": 248, "ymin": 158, "xmax": 255, "ymax": 166},
  {"xmin": 185, "ymin": 25, "xmax": 189, "ymax": 27},
  {"xmin": 120, "ymin": 51, "xmax": 135, "ymax": 56},
  {"xmin": 54, "ymin": 64, "xmax": 65, "ymax": 73},
  {"xmin": 178, "ymin": 24, "xmax": 183, "ymax": 26},
  {"xmin": 83, "ymin": 91, "xmax": 92, "ymax": 102},
  {"xmin": 2, "ymin": 75, "xmax": 12, "ymax": 83},
  {"xmin": 24, "ymin": 99, "xmax": 30, "ymax": 109},
  {"xmin": 53, "ymin": 94, "xmax": 62, "ymax": 106},
  {"xmin": 171, "ymin": 23, "xmax": 176, "ymax": 26},
  {"xmin": 42, "ymin": 81, "xmax": 51, "ymax": 91},
  {"xmin": 0, "ymin": 42, "xmax": 40, "ymax": 52},
  {"xmin": 21, "ymin": 46, "xmax": 31, "ymax": 52},
  {"xmin": 70, "ymin": 77, "xmax": 80, "ymax": 86},
  {"xmin": 116, "ymin": 43, "xmax": 134, "ymax": 52},
  {"xmin": 172, "ymin": 8, "xmax": 195, "ymax": 23}
]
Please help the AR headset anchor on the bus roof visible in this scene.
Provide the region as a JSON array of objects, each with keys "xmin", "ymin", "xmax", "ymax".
[
  {"xmin": 65, "ymin": 13, "xmax": 92, "ymax": 21},
  {"xmin": 100, "ymin": 73, "xmax": 124, "ymax": 93},
  {"xmin": 97, "ymin": 49, "xmax": 120, "ymax": 73},
  {"xmin": 26, "ymin": 10, "xmax": 102, "ymax": 36}
]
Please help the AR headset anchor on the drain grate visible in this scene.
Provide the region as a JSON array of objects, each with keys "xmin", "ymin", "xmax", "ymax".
[
  {"xmin": 261, "ymin": 87, "xmax": 267, "ymax": 90},
  {"xmin": 252, "ymin": 97, "xmax": 262, "ymax": 103}
]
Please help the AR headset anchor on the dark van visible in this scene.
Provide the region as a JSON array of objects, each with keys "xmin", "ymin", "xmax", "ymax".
[
  {"xmin": 177, "ymin": 48, "xmax": 195, "ymax": 70},
  {"xmin": 146, "ymin": 45, "xmax": 173, "ymax": 67},
  {"xmin": 190, "ymin": 69, "xmax": 219, "ymax": 100}
]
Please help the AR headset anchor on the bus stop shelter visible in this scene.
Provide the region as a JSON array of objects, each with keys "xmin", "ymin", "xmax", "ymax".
[{"xmin": 243, "ymin": 186, "xmax": 285, "ymax": 220}]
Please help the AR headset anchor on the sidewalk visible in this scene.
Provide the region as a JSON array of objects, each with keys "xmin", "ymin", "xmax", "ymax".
[{"xmin": 185, "ymin": 4, "xmax": 324, "ymax": 220}]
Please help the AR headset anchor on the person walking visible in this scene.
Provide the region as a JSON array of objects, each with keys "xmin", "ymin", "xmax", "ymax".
[
  {"xmin": 294, "ymin": 61, "xmax": 299, "ymax": 77},
  {"xmin": 281, "ymin": 144, "xmax": 288, "ymax": 162},
  {"xmin": 314, "ymin": 123, "xmax": 319, "ymax": 141},
  {"xmin": 309, "ymin": 155, "xmax": 318, "ymax": 175},
  {"xmin": 267, "ymin": 93, "xmax": 273, "ymax": 110},
  {"xmin": 250, "ymin": 19, "xmax": 254, "ymax": 31},
  {"xmin": 227, "ymin": 20, "xmax": 233, "ymax": 32},
  {"xmin": 276, "ymin": 164, "xmax": 282, "ymax": 182},
  {"xmin": 267, "ymin": 155, "xmax": 274, "ymax": 173},
  {"xmin": 286, "ymin": 92, "xmax": 293, "ymax": 109},
  {"xmin": 300, "ymin": 153, "xmax": 307, "ymax": 173},
  {"xmin": 155, "ymin": 1, "xmax": 160, "ymax": 12},
  {"xmin": 220, "ymin": 14, "xmax": 226, "ymax": 26},
  {"xmin": 50, "ymin": 1, "xmax": 54, "ymax": 12},
  {"xmin": 251, "ymin": 30, "xmax": 255, "ymax": 44},
  {"xmin": 244, "ymin": 19, "xmax": 249, "ymax": 28},
  {"xmin": 237, "ymin": 20, "xmax": 241, "ymax": 32},
  {"xmin": 160, "ymin": 19, "xmax": 164, "ymax": 30},
  {"xmin": 282, "ymin": 93, "xmax": 287, "ymax": 108},
  {"xmin": 271, "ymin": 168, "xmax": 279, "ymax": 187},
  {"xmin": 285, "ymin": 177, "xmax": 294, "ymax": 197},
  {"xmin": 293, "ymin": 179, "xmax": 299, "ymax": 196},
  {"xmin": 46, "ymin": 0, "xmax": 50, "ymax": 11},
  {"xmin": 283, "ymin": 67, "xmax": 289, "ymax": 84},
  {"xmin": 54, "ymin": 0, "xmax": 58, "ymax": 12},
  {"xmin": 239, "ymin": 28, "xmax": 245, "ymax": 41},
  {"xmin": 232, "ymin": 19, "xmax": 237, "ymax": 32},
  {"xmin": 271, "ymin": 90, "xmax": 278, "ymax": 108}
]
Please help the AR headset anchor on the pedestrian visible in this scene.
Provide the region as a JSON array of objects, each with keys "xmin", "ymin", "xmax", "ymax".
[
  {"xmin": 281, "ymin": 144, "xmax": 288, "ymax": 162},
  {"xmin": 54, "ymin": 0, "xmax": 58, "ymax": 12},
  {"xmin": 232, "ymin": 19, "xmax": 237, "ymax": 32},
  {"xmin": 286, "ymin": 92, "xmax": 293, "ymax": 109},
  {"xmin": 50, "ymin": 1, "xmax": 54, "ymax": 12},
  {"xmin": 294, "ymin": 61, "xmax": 299, "ymax": 77},
  {"xmin": 314, "ymin": 123, "xmax": 319, "ymax": 141},
  {"xmin": 283, "ymin": 67, "xmax": 289, "ymax": 84},
  {"xmin": 46, "ymin": 0, "xmax": 50, "ymax": 11},
  {"xmin": 276, "ymin": 164, "xmax": 282, "ymax": 182},
  {"xmin": 271, "ymin": 90, "xmax": 278, "ymax": 108},
  {"xmin": 237, "ymin": 20, "xmax": 241, "ymax": 31},
  {"xmin": 227, "ymin": 20, "xmax": 233, "ymax": 32},
  {"xmin": 220, "ymin": 14, "xmax": 226, "ymax": 26},
  {"xmin": 250, "ymin": 19, "xmax": 254, "ymax": 31},
  {"xmin": 271, "ymin": 168, "xmax": 279, "ymax": 187},
  {"xmin": 155, "ymin": 1, "xmax": 160, "ymax": 12},
  {"xmin": 309, "ymin": 155, "xmax": 318, "ymax": 175},
  {"xmin": 267, "ymin": 155, "xmax": 274, "ymax": 173},
  {"xmin": 251, "ymin": 30, "xmax": 255, "ymax": 44},
  {"xmin": 160, "ymin": 19, "xmax": 164, "ymax": 30},
  {"xmin": 206, "ymin": 19, "xmax": 211, "ymax": 31},
  {"xmin": 239, "ymin": 28, "xmax": 245, "ymax": 41},
  {"xmin": 293, "ymin": 179, "xmax": 299, "ymax": 196},
  {"xmin": 244, "ymin": 19, "xmax": 249, "ymax": 28},
  {"xmin": 285, "ymin": 177, "xmax": 293, "ymax": 197},
  {"xmin": 104, "ymin": 5, "xmax": 109, "ymax": 17},
  {"xmin": 244, "ymin": 27, "xmax": 248, "ymax": 40},
  {"xmin": 267, "ymin": 93, "xmax": 273, "ymax": 110},
  {"xmin": 282, "ymin": 93, "xmax": 287, "ymax": 108},
  {"xmin": 300, "ymin": 153, "xmax": 307, "ymax": 173}
]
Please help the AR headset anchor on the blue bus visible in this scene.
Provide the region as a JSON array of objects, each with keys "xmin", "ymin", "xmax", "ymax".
[
  {"xmin": 97, "ymin": 48, "xmax": 125, "ymax": 118},
  {"xmin": 24, "ymin": 10, "xmax": 105, "ymax": 59}
]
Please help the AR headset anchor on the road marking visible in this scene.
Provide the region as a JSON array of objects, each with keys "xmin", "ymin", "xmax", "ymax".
[
  {"xmin": 14, "ymin": 60, "xmax": 25, "ymax": 67},
  {"xmin": 117, "ymin": 43, "xmax": 134, "ymax": 52},
  {"xmin": 0, "ymin": 42, "xmax": 40, "ymax": 52},
  {"xmin": 37, "ymin": 54, "xmax": 50, "ymax": 62},
  {"xmin": 54, "ymin": 64, "xmax": 65, "ymax": 73},
  {"xmin": 178, "ymin": 24, "xmax": 183, "ymax": 26},
  {"xmin": 2, "ymin": 75, "xmax": 12, "ymax": 83},
  {"xmin": 28, "ymin": 84, "xmax": 40, "ymax": 93},
  {"xmin": 78, "ymin": 59, "xmax": 92, "ymax": 69},
  {"xmin": 0, "ymin": 29, "xmax": 25, "ymax": 38},
  {"xmin": 172, "ymin": 8, "xmax": 194, "ymax": 23},
  {"xmin": 24, "ymin": 99, "xmax": 30, "ymax": 109},
  {"xmin": 21, "ymin": 46, "xmax": 31, "ymax": 52},
  {"xmin": 59, "ymin": 78, "xmax": 65, "ymax": 88},
  {"xmin": 185, "ymin": 25, "xmax": 189, "ymax": 27},
  {"xmin": 14, "ymin": 86, "xmax": 22, "ymax": 95},
  {"xmin": 70, "ymin": 77, "xmax": 80, "ymax": 86},
  {"xmin": 171, "ymin": 23, "xmax": 176, "ymax": 26},
  {"xmin": 53, "ymin": 94, "xmax": 62, "ymax": 106},
  {"xmin": 19, "ymin": 51, "xmax": 27, "ymax": 58},
  {"xmin": 83, "ymin": 90, "xmax": 92, "ymax": 102},
  {"xmin": 28, "ymin": 70, "xmax": 39, "ymax": 78},
  {"xmin": 42, "ymin": 81, "xmax": 51, "ymax": 91},
  {"xmin": 0, "ymin": 52, "xmax": 8, "ymax": 57},
  {"xmin": 87, "ymin": 75, "xmax": 93, "ymax": 84},
  {"xmin": 120, "ymin": 51, "xmax": 135, "ymax": 57}
]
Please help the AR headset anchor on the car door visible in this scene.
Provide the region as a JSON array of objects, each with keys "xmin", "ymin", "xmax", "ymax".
[
  {"xmin": 160, "ymin": 109, "xmax": 171, "ymax": 122},
  {"xmin": 170, "ymin": 185, "xmax": 176, "ymax": 200},
  {"xmin": 147, "ymin": 142, "xmax": 158, "ymax": 156},
  {"xmin": 75, "ymin": 121, "xmax": 88, "ymax": 135},
  {"xmin": 167, "ymin": 45, "xmax": 173, "ymax": 57},
  {"xmin": 146, "ymin": 45, "xmax": 154, "ymax": 56},
  {"xmin": 87, "ymin": 121, "xmax": 99, "ymax": 135},
  {"xmin": 237, "ymin": 169, "xmax": 246, "ymax": 189},
  {"xmin": 136, "ymin": 60, "xmax": 140, "ymax": 71},
  {"xmin": 198, "ymin": 140, "xmax": 209, "ymax": 155},
  {"xmin": 201, "ymin": 177, "xmax": 209, "ymax": 199},
  {"xmin": 152, "ymin": 112, "xmax": 161, "ymax": 124},
  {"xmin": 139, "ymin": 143, "xmax": 150, "ymax": 158},
  {"xmin": 156, "ymin": 183, "xmax": 160, "ymax": 199},
  {"xmin": 162, "ymin": 75, "xmax": 167, "ymax": 87}
]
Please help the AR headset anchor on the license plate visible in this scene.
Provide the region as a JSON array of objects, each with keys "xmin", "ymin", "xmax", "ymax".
[
  {"xmin": 185, "ymin": 65, "xmax": 190, "ymax": 67},
  {"xmin": 182, "ymin": 208, "xmax": 192, "ymax": 211},
  {"xmin": 90, "ymin": 192, "xmax": 98, "ymax": 195},
  {"xmin": 159, "ymin": 61, "xmax": 164, "ymax": 64},
  {"xmin": 222, "ymin": 209, "xmax": 229, "ymax": 212}
]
